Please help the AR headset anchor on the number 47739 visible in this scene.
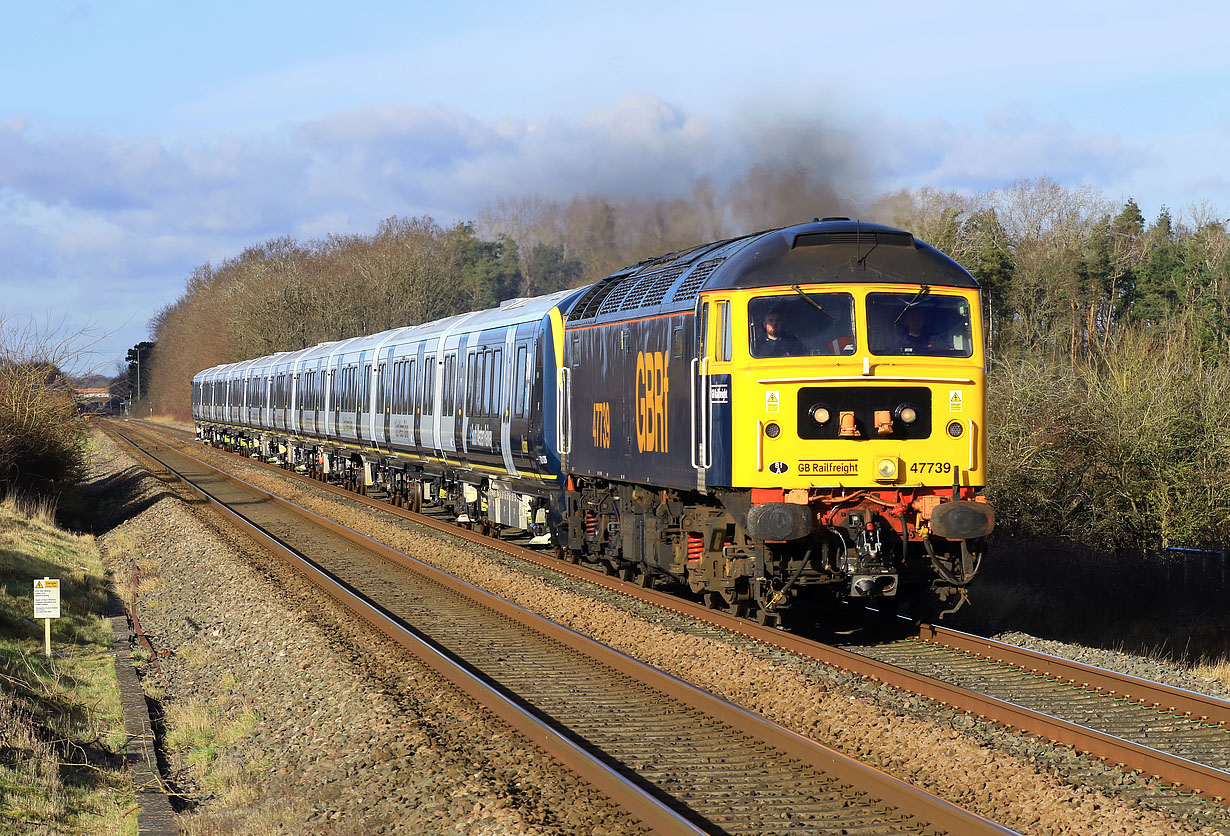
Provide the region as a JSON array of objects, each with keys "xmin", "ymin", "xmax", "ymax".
[{"xmin": 909, "ymin": 461, "xmax": 952, "ymax": 474}]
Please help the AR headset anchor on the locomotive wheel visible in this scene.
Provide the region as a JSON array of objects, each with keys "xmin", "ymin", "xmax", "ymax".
[
  {"xmin": 703, "ymin": 591, "xmax": 725, "ymax": 610},
  {"xmin": 636, "ymin": 570, "xmax": 654, "ymax": 589},
  {"xmin": 617, "ymin": 566, "xmax": 636, "ymax": 582},
  {"xmin": 603, "ymin": 561, "xmax": 619, "ymax": 577}
]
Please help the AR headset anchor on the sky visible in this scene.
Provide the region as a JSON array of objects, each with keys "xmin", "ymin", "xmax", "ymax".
[{"xmin": 2, "ymin": 0, "xmax": 1228, "ymax": 375}]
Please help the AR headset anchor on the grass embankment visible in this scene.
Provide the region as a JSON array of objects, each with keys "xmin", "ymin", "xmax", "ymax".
[{"xmin": 0, "ymin": 494, "xmax": 136, "ymax": 835}]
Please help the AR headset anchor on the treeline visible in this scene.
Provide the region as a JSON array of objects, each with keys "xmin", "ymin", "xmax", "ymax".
[
  {"xmin": 147, "ymin": 172, "xmax": 1230, "ymax": 552},
  {"xmin": 147, "ymin": 164, "xmax": 847, "ymax": 416}
]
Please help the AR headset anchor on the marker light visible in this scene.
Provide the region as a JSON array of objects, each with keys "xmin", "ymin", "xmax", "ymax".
[
  {"xmin": 895, "ymin": 403, "xmax": 918, "ymax": 425},
  {"xmin": 810, "ymin": 405, "xmax": 831, "ymax": 425},
  {"xmin": 875, "ymin": 457, "xmax": 898, "ymax": 481}
]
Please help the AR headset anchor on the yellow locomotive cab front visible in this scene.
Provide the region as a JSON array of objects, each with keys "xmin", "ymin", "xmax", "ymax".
[{"xmin": 707, "ymin": 284, "xmax": 988, "ymax": 494}]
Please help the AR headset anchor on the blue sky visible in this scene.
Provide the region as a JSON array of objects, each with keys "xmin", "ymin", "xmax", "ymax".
[{"xmin": 2, "ymin": 0, "xmax": 1228, "ymax": 374}]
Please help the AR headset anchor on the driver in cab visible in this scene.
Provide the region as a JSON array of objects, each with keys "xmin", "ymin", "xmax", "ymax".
[{"xmin": 757, "ymin": 310, "xmax": 805, "ymax": 357}]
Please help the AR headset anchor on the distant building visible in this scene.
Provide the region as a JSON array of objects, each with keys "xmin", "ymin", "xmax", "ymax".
[{"xmin": 74, "ymin": 387, "xmax": 119, "ymax": 414}]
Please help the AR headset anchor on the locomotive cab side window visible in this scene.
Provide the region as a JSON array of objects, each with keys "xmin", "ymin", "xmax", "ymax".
[
  {"xmin": 718, "ymin": 300, "xmax": 732, "ymax": 362},
  {"xmin": 749, "ymin": 292, "xmax": 855, "ymax": 358}
]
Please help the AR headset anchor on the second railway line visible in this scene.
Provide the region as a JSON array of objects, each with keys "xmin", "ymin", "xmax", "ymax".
[{"xmin": 121, "ymin": 417, "xmax": 1230, "ymax": 833}]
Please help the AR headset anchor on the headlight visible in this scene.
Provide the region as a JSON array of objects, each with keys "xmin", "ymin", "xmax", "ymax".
[
  {"xmin": 895, "ymin": 403, "xmax": 918, "ymax": 425},
  {"xmin": 765, "ymin": 422, "xmax": 781, "ymax": 438},
  {"xmin": 810, "ymin": 405, "xmax": 831, "ymax": 425},
  {"xmin": 874, "ymin": 457, "xmax": 898, "ymax": 480},
  {"xmin": 947, "ymin": 421, "xmax": 964, "ymax": 438}
]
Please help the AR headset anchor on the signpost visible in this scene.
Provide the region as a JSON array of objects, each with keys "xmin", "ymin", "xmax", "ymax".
[{"xmin": 33, "ymin": 578, "xmax": 60, "ymax": 657}]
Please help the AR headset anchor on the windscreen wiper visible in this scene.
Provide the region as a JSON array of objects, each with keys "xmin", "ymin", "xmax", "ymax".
[
  {"xmin": 893, "ymin": 284, "xmax": 931, "ymax": 324},
  {"xmin": 790, "ymin": 285, "xmax": 834, "ymax": 320}
]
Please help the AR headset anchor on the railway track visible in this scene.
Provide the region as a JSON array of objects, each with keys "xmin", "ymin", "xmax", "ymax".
[
  {"xmin": 129, "ymin": 420, "xmax": 1230, "ymax": 808},
  {"xmin": 105, "ymin": 421, "xmax": 1014, "ymax": 835}
]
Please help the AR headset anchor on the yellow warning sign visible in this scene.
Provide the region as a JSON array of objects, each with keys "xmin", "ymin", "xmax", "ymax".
[
  {"xmin": 948, "ymin": 390, "xmax": 963, "ymax": 413},
  {"xmin": 33, "ymin": 578, "xmax": 60, "ymax": 619},
  {"xmin": 765, "ymin": 391, "xmax": 780, "ymax": 414}
]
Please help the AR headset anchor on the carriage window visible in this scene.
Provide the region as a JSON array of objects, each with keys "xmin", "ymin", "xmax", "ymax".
[
  {"xmin": 465, "ymin": 353, "xmax": 475, "ymax": 414},
  {"xmin": 481, "ymin": 351, "xmax": 492, "ymax": 416},
  {"xmin": 866, "ymin": 292, "xmax": 974, "ymax": 358},
  {"xmin": 359, "ymin": 364, "xmax": 369, "ymax": 414},
  {"xmin": 514, "ymin": 345, "xmax": 528, "ymax": 417},
  {"xmin": 423, "ymin": 356, "xmax": 435, "ymax": 416},
  {"xmin": 490, "ymin": 349, "xmax": 501, "ymax": 417},
  {"xmin": 443, "ymin": 354, "xmax": 456, "ymax": 415},
  {"xmin": 749, "ymin": 292, "xmax": 856, "ymax": 358}
]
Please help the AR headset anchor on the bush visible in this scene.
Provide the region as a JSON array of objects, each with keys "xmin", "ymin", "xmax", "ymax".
[
  {"xmin": 0, "ymin": 320, "xmax": 91, "ymax": 500},
  {"xmin": 987, "ymin": 321, "xmax": 1230, "ymax": 551}
]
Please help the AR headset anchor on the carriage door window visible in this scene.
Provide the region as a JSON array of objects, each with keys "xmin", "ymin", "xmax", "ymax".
[
  {"xmin": 492, "ymin": 349, "xmax": 503, "ymax": 418},
  {"xmin": 480, "ymin": 351, "xmax": 492, "ymax": 416},
  {"xmin": 423, "ymin": 356, "xmax": 435, "ymax": 416},
  {"xmin": 466, "ymin": 352, "xmax": 477, "ymax": 416},
  {"xmin": 514, "ymin": 344, "xmax": 528, "ymax": 417},
  {"xmin": 443, "ymin": 354, "xmax": 457, "ymax": 415}
]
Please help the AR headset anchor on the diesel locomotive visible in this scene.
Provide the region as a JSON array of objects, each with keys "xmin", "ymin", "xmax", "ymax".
[{"xmin": 192, "ymin": 218, "xmax": 994, "ymax": 626}]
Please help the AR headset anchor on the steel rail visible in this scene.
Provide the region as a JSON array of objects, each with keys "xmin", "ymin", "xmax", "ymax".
[
  {"xmin": 136, "ymin": 419, "xmax": 1230, "ymax": 802},
  {"xmin": 916, "ymin": 624, "xmax": 1230, "ymax": 730},
  {"xmin": 107, "ymin": 422, "xmax": 1017, "ymax": 836}
]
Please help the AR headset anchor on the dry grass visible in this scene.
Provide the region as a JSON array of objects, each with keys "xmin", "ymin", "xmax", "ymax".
[
  {"xmin": 0, "ymin": 491, "xmax": 59, "ymax": 525},
  {"xmin": 164, "ymin": 700, "xmax": 259, "ymax": 804},
  {"xmin": 1193, "ymin": 658, "xmax": 1230, "ymax": 688}
]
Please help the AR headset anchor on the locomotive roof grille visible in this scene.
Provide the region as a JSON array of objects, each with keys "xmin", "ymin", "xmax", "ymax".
[
  {"xmin": 569, "ymin": 275, "xmax": 627, "ymax": 320},
  {"xmin": 635, "ymin": 266, "xmax": 688, "ymax": 308},
  {"xmin": 596, "ymin": 275, "xmax": 640, "ymax": 315},
  {"xmin": 670, "ymin": 258, "xmax": 724, "ymax": 303}
]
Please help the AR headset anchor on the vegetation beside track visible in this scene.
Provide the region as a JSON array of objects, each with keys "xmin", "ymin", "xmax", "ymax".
[{"xmin": 0, "ymin": 494, "xmax": 135, "ymax": 835}]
